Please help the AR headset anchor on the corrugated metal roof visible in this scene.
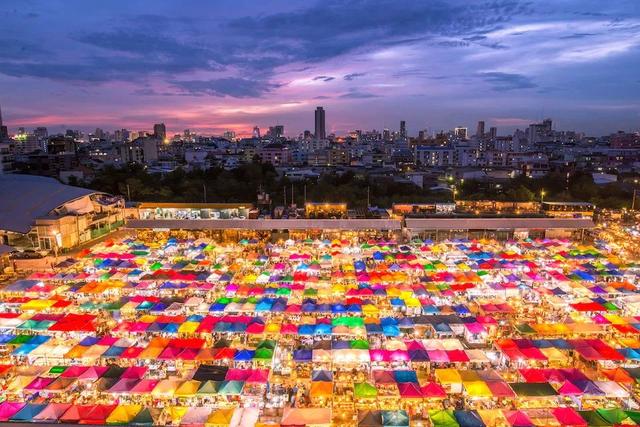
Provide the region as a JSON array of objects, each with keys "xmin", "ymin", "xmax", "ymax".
[
  {"xmin": 0, "ymin": 174, "xmax": 99, "ymax": 234},
  {"xmin": 126, "ymin": 218, "xmax": 402, "ymax": 231},
  {"xmin": 404, "ymin": 217, "xmax": 594, "ymax": 230}
]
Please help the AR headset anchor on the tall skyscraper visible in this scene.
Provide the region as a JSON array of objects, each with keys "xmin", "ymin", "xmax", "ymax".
[
  {"xmin": 489, "ymin": 127, "xmax": 497, "ymax": 139},
  {"xmin": 0, "ymin": 104, "xmax": 7, "ymax": 140},
  {"xmin": 252, "ymin": 126, "xmax": 261, "ymax": 138},
  {"xmin": 476, "ymin": 121, "xmax": 485, "ymax": 138},
  {"xmin": 153, "ymin": 123, "xmax": 167, "ymax": 140},
  {"xmin": 314, "ymin": 107, "xmax": 326, "ymax": 140},
  {"xmin": 400, "ymin": 120, "xmax": 407, "ymax": 138},
  {"xmin": 454, "ymin": 127, "xmax": 468, "ymax": 139}
]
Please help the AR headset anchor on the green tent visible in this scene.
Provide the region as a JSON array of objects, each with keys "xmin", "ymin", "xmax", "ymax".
[
  {"xmin": 130, "ymin": 408, "xmax": 160, "ymax": 426},
  {"xmin": 577, "ymin": 411, "xmax": 611, "ymax": 426},
  {"xmin": 596, "ymin": 409, "xmax": 631, "ymax": 425},
  {"xmin": 354, "ymin": 382, "xmax": 378, "ymax": 398},
  {"xmin": 17, "ymin": 320, "xmax": 39, "ymax": 330},
  {"xmin": 625, "ymin": 411, "xmax": 640, "ymax": 425},
  {"xmin": 253, "ymin": 348, "xmax": 274, "ymax": 359},
  {"xmin": 48, "ymin": 366, "xmax": 67, "ymax": 375},
  {"xmin": 382, "ymin": 410, "xmax": 410, "ymax": 427},
  {"xmin": 149, "ymin": 261, "xmax": 162, "ymax": 271},
  {"xmin": 196, "ymin": 380, "xmax": 219, "ymax": 395},
  {"xmin": 217, "ymin": 380, "xmax": 244, "ymax": 395},
  {"xmin": 350, "ymin": 339, "xmax": 370, "ymax": 350},
  {"xmin": 515, "ymin": 323, "xmax": 536, "ymax": 334},
  {"xmin": 9, "ymin": 335, "xmax": 31, "ymax": 344},
  {"xmin": 429, "ymin": 410, "xmax": 460, "ymax": 427}
]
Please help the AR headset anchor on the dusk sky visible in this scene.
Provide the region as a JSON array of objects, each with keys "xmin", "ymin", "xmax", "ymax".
[{"xmin": 1, "ymin": 0, "xmax": 639, "ymax": 137}]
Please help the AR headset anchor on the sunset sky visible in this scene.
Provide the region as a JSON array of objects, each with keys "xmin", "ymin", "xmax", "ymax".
[{"xmin": 1, "ymin": 0, "xmax": 639, "ymax": 136}]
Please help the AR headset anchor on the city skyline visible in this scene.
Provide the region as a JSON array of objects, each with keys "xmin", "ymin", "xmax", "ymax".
[{"xmin": 1, "ymin": 0, "xmax": 639, "ymax": 136}]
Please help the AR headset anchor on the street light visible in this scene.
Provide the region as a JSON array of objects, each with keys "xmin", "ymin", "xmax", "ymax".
[
  {"xmin": 540, "ymin": 190, "xmax": 546, "ymax": 204},
  {"xmin": 632, "ymin": 179, "xmax": 639, "ymax": 210}
]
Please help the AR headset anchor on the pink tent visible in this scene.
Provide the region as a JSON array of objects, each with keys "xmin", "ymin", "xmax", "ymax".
[
  {"xmin": 33, "ymin": 403, "xmax": 72, "ymax": 422},
  {"xmin": 78, "ymin": 366, "xmax": 108, "ymax": 381},
  {"xmin": 505, "ymin": 410, "xmax": 534, "ymax": 427},
  {"xmin": 427, "ymin": 350, "xmax": 449, "ymax": 362},
  {"xmin": 0, "ymin": 402, "xmax": 25, "ymax": 421},
  {"xmin": 398, "ymin": 383, "xmax": 423, "ymax": 399},
  {"xmin": 225, "ymin": 369, "xmax": 251, "ymax": 381},
  {"xmin": 246, "ymin": 369, "xmax": 270, "ymax": 383},
  {"xmin": 557, "ymin": 381, "xmax": 583, "ymax": 396},
  {"xmin": 130, "ymin": 379, "xmax": 160, "ymax": 394},
  {"xmin": 421, "ymin": 382, "xmax": 447, "ymax": 398},
  {"xmin": 122, "ymin": 366, "xmax": 148, "ymax": 379},
  {"xmin": 25, "ymin": 376, "xmax": 55, "ymax": 390},
  {"xmin": 552, "ymin": 408, "xmax": 587, "ymax": 426}
]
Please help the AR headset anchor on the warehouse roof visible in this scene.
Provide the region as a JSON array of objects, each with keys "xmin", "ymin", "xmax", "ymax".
[{"xmin": 0, "ymin": 174, "xmax": 99, "ymax": 234}]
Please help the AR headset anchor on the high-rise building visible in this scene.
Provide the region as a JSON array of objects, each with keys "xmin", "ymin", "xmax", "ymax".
[
  {"xmin": 153, "ymin": 123, "xmax": 166, "ymax": 140},
  {"xmin": 314, "ymin": 107, "xmax": 326, "ymax": 140},
  {"xmin": 418, "ymin": 130, "xmax": 426, "ymax": 141},
  {"xmin": 252, "ymin": 126, "xmax": 261, "ymax": 139},
  {"xmin": 454, "ymin": 127, "xmax": 468, "ymax": 139},
  {"xmin": 267, "ymin": 125, "xmax": 284, "ymax": 139},
  {"xmin": 476, "ymin": 121, "xmax": 485, "ymax": 138},
  {"xmin": 489, "ymin": 127, "xmax": 497, "ymax": 139},
  {"xmin": 400, "ymin": 121, "xmax": 407, "ymax": 138},
  {"xmin": 0, "ymin": 104, "xmax": 7, "ymax": 139},
  {"xmin": 383, "ymin": 129, "xmax": 391, "ymax": 141},
  {"xmin": 33, "ymin": 127, "xmax": 48, "ymax": 141}
]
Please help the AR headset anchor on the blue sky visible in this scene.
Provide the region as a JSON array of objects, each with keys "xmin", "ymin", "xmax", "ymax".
[{"xmin": 0, "ymin": 0, "xmax": 639, "ymax": 136}]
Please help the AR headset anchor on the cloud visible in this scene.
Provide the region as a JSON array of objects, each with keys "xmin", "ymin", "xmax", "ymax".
[
  {"xmin": 478, "ymin": 72, "xmax": 538, "ymax": 90},
  {"xmin": 344, "ymin": 72, "xmax": 366, "ymax": 81},
  {"xmin": 312, "ymin": 75, "xmax": 335, "ymax": 82},
  {"xmin": 339, "ymin": 90, "xmax": 379, "ymax": 99},
  {"xmin": 169, "ymin": 78, "xmax": 282, "ymax": 98}
]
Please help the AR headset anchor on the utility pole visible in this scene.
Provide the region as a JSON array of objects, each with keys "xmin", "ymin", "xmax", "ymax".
[
  {"xmin": 367, "ymin": 186, "xmax": 370, "ymax": 208},
  {"xmin": 126, "ymin": 184, "xmax": 131, "ymax": 202},
  {"xmin": 304, "ymin": 184, "xmax": 307, "ymax": 206},
  {"xmin": 203, "ymin": 183, "xmax": 207, "ymax": 203},
  {"xmin": 291, "ymin": 184, "xmax": 294, "ymax": 207},
  {"xmin": 283, "ymin": 187, "xmax": 287, "ymax": 207}
]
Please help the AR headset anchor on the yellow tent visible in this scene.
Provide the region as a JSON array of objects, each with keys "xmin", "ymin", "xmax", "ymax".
[
  {"xmin": 178, "ymin": 321, "xmax": 199, "ymax": 334},
  {"xmin": 206, "ymin": 408, "xmax": 236, "ymax": 426},
  {"xmin": 164, "ymin": 406, "xmax": 188, "ymax": 425},
  {"xmin": 435, "ymin": 369, "xmax": 461, "ymax": 384},
  {"xmin": 463, "ymin": 381, "xmax": 492, "ymax": 397},
  {"xmin": 174, "ymin": 380, "xmax": 201, "ymax": 397},
  {"xmin": 105, "ymin": 405, "xmax": 142, "ymax": 424}
]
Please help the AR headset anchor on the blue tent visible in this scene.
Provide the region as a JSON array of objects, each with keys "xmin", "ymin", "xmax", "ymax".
[
  {"xmin": 454, "ymin": 410, "xmax": 486, "ymax": 427},
  {"xmin": 393, "ymin": 370, "xmax": 418, "ymax": 383},
  {"xmin": 293, "ymin": 349, "xmax": 312, "ymax": 361},
  {"xmin": 10, "ymin": 403, "xmax": 47, "ymax": 422}
]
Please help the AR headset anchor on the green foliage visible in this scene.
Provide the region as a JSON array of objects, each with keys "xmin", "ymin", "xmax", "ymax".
[{"xmin": 85, "ymin": 165, "xmax": 634, "ymax": 209}]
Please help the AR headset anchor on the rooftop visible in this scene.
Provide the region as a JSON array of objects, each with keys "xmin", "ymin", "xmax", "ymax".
[{"xmin": 0, "ymin": 174, "xmax": 100, "ymax": 234}]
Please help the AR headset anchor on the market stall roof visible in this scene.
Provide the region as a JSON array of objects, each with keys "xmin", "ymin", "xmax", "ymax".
[{"xmin": 281, "ymin": 407, "xmax": 332, "ymax": 426}]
